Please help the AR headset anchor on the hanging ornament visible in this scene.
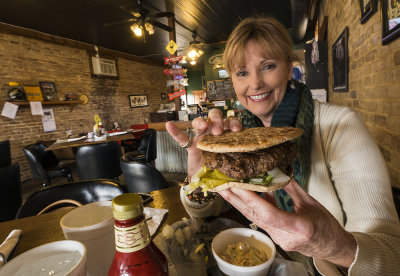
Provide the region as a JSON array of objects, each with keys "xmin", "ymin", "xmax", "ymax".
[
  {"xmin": 165, "ymin": 40, "xmax": 178, "ymax": 55},
  {"xmin": 164, "ymin": 56, "xmax": 183, "ymax": 65},
  {"xmin": 168, "ymin": 90, "xmax": 186, "ymax": 101}
]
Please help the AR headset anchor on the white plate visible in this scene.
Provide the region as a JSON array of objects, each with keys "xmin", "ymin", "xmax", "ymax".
[{"xmin": 0, "ymin": 240, "xmax": 87, "ymax": 276}]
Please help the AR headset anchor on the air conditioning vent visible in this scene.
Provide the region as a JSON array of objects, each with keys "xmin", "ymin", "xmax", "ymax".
[{"xmin": 92, "ymin": 57, "xmax": 117, "ymax": 76}]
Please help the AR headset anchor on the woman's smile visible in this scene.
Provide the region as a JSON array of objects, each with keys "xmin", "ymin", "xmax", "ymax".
[{"xmin": 248, "ymin": 91, "xmax": 272, "ymax": 102}]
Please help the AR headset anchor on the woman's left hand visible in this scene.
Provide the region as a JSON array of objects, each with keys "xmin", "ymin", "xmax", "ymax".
[{"xmin": 218, "ymin": 178, "xmax": 357, "ymax": 268}]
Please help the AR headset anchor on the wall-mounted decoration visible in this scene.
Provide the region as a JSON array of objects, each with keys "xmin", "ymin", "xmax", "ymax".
[
  {"xmin": 359, "ymin": 0, "xmax": 377, "ymax": 24},
  {"xmin": 24, "ymin": 86, "xmax": 43, "ymax": 101},
  {"xmin": 202, "ymin": 76, "xmax": 207, "ymax": 89},
  {"xmin": 39, "ymin": 81, "xmax": 57, "ymax": 101},
  {"xmin": 129, "ymin": 94, "xmax": 149, "ymax": 108},
  {"xmin": 332, "ymin": 27, "xmax": 349, "ymax": 92},
  {"xmin": 161, "ymin": 93, "xmax": 166, "ymax": 99},
  {"xmin": 382, "ymin": 0, "xmax": 400, "ymax": 45}
]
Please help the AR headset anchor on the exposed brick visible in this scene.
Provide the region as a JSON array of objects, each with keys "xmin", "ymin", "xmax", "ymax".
[
  {"xmin": 0, "ymin": 33, "xmax": 169, "ymax": 181},
  {"xmin": 395, "ymin": 51, "xmax": 400, "ymax": 65}
]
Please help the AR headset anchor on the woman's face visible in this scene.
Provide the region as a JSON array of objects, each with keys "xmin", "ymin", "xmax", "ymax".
[{"xmin": 231, "ymin": 40, "xmax": 292, "ymax": 126}]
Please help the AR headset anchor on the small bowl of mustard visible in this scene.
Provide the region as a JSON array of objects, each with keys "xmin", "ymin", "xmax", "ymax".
[{"xmin": 211, "ymin": 228, "xmax": 276, "ymax": 276}]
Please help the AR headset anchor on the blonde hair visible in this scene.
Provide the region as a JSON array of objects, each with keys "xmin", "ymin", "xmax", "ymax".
[{"xmin": 223, "ymin": 17, "xmax": 293, "ymax": 75}]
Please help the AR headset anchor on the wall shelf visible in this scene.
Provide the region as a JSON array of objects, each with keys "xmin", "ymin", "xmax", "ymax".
[{"xmin": 0, "ymin": 100, "xmax": 84, "ymax": 110}]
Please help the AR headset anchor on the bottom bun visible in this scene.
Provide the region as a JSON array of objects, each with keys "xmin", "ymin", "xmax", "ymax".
[{"xmin": 208, "ymin": 180, "xmax": 289, "ymax": 193}]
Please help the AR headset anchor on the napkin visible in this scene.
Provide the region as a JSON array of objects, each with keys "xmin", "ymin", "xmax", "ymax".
[
  {"xmin": 0, "ymin": 229, "xmax": 22, "ymax": 267},
  {"xmin": 67, "ymin": 136, "xmax": 87, "ymax": 142},
  {"xmin": 144, "ymin": 207, "xmax": 168, "ymax": 237}
]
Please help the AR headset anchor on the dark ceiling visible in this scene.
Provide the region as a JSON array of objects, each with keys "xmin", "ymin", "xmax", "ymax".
[{"xmin": 0, "ymin": 0, "xmax": 317, "ymax": 65}]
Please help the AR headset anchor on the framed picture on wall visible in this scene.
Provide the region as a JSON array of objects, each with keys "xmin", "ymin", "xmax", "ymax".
[
  {"xmin": 332, "ymin": 27, "xmax": 349, "ymax": 92},
  {"xmin": 359, "ymin": 0, "xmax": 377, "ymax": 24},
  {"xmin": 129, "ymin": 94, "xmax": 149, "ymax": 108},
  {"xmin": 39, "ymin": 81, "xmax": 57, "ymax": 101},
  {"xmin": 382, "ymin": 0, "xmax": 400, "ymax": 45}
]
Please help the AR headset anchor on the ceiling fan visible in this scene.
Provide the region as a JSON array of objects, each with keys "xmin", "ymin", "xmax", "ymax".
[{"xmin": 103, "ymin": 0, "xmax": 174, "ymax": 35}]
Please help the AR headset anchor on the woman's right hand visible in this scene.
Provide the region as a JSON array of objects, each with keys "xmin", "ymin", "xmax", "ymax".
[{"xmin": 166, "ymin": 108, "xmax": 242, "ymax": 177}]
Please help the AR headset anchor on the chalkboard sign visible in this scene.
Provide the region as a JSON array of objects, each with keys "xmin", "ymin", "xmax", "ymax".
[{"xmin": 207, "ymin": 79, "xmax": 235, "ymax": 100}]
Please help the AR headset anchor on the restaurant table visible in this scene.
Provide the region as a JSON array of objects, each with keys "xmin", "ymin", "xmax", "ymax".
[
  {"xmin": 45, "ymin": 130, "xmax": 144, "ymax": 151},
  {"xmin": 0, "ymin": 185, "xmax": 292, "ymax": 273},
  {"xmin": 0, "ymin": 186, "xmax": 189, "ymax": 260}
]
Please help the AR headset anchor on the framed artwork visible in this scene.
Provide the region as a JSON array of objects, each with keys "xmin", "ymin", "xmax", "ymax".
[
  {"xmin": 382, "ymin": 0, "xmax": 400, "ymax": 45},
  {"xmin": 39, "ymin": 81, "xmax": 57, "ymax": 101},
  {"xmin": 129, "ymin": 94, "xmax": 149, "ymax": 108},
  {"xmin": 359, "ymin": 0, "xmax": 377, "ymax": 24},
  {"xmin": 332, "ymin": 27, "xmax": 349, "ymax": 92},
  {"xmin": 202, "ymin": 76, "xmax": 207, "ymax": 89}
]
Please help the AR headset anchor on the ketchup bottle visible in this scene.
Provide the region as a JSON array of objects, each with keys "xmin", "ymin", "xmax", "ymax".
[{"xmin": 108, "ymin": 193, "xmax": 168, "ymax": 276}]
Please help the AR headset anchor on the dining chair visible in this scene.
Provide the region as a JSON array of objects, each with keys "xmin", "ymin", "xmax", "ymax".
[
  {"xmin": 0, "ymin": 140, "xmax": 11, "ymax": 168},
  {"xmin": 120, "ymin": 154, "xmax": 177, "ymax": 193},
  {"xmin": 75, "ymin": 141, "xmax": 122, "ymax": 180},
  {"xmin": 15, "ymin": 179, "xmax": 128, "ymax": 219},
  {"xmin": 0, "ymin": 163, "xmax": 22, "ymax": 222},
  {"xmin": 125, "ymin": 129, "xmax": 157, "ymax": 165},
  {"xmin": 23, "ymin": 143, "xmax": 75, "ymax": 187}
]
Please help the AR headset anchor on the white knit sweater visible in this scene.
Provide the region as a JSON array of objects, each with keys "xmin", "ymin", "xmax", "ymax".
[{"xmin": 181, "ymin": 100, "xmax": 400, "ymax": 275}]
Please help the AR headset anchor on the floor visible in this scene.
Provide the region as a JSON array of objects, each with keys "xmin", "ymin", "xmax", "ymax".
[{"xmin": 21, "ymin": 169, "xmax": 186, "ymax": 201}]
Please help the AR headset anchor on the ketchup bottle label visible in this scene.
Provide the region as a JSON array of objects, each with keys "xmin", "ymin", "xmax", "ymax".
[{"xmin": 114, "ymin": 220, "xmax": 151, "ymax": 253}]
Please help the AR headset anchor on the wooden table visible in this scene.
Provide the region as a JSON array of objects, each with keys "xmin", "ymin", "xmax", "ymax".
[
  {"xmin": 0, "ymin": 186, "xmax": 188, "ymax": 260},
  {"xmin": 45, "ymin": 130, "xmax": 144, "ymax": 151},
  {"xmin": 0, "ymin": 185, "xmax": 291, "ymax": 270}
]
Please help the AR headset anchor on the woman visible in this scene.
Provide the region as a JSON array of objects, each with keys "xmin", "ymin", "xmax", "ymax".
[{"xmin": 166, "ymin": 17, "xmax": 400, "ymax": 275}]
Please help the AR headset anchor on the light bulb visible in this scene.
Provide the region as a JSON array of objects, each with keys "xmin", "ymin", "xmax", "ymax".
[
  {"xmin": 130, "ymin": 24, "xmax": 143, "ymax": 37},
  {"xmin": 189, "ymin": 59, "xmax": 197, "ymax": 65},
  {"xmin": 145, "ymin": 23, "xmax": 154, "ymax": 35},
  {"xmin": 188, "ymin": 49, "xmax": 197, "ymax": 59}
]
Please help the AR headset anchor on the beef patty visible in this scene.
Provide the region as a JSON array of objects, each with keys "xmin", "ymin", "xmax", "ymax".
[{"xmin": 201, "ymin": 142, "xmax": 298, "ymax": 179}]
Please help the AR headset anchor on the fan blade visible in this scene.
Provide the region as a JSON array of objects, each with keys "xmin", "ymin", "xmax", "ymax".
[
  {"xmin": 103, "ymin": 18, "xmax": 135, "ymax": 27},
  {"xmin": 120, "ymin": 6, "xmax": 141, "ymax": 17},
  {"xmin": 151, "ymin": 11, "xmax": 174, "ymax": 18},
  {"xmin": 149, "ymin": 20, "xmax": 173, "ymax": 32}
]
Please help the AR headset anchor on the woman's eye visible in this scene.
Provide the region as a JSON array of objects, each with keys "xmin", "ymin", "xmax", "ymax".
[
  {"xmin": 263, "ymin": 64, "xmax": 276, "ymax": 70},
  {"xmin": 236, "ymin": 71, "xmax": 247, "ymax": 77}
]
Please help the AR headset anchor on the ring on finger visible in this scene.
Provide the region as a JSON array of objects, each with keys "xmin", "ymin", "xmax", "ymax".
[{"xmin": 180, "ymin": 139, "xmax": 192, "ymax": 148}]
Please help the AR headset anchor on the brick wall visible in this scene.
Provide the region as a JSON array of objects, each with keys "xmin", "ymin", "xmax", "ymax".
[
  {"xmin": 0, "ymin": 33, "xmax": 170, "ymax": 181},
  {"xmin": 318, "ymin": 0, "xmax": 400, "ymax": 187}
]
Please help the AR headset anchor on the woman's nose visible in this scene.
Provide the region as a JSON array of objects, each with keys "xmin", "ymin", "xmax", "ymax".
[{"xmin": 249, "ymin": 72, "xmax": 264, "ymax": 90}]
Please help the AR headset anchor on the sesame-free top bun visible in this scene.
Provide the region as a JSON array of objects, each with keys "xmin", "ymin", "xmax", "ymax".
[{"xmin": 197, "ymin": 127, "xmax": 303, "ymax": 153}]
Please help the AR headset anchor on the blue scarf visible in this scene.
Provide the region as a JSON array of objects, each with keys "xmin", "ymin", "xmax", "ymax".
[{"xmin": 240, "ymin": 80, "xmax": 314, "ymax": 212}]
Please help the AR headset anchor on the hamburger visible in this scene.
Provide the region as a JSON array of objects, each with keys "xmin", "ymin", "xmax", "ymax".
[{"xmin": 184, "ymin": 127, "xmax": 303, "ymax": 198}]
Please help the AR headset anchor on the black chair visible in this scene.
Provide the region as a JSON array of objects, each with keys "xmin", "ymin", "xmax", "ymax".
[
  {"xmin": 23, "ymin": 143, "xmax": 74, "ymax": 187},
  {"xmin": 75, "ymin": 141, "xmax": 122, "ymax": 180},
  {"xmin": 15, "ymin": 179, "xmax": 128, "ymax": 219},
  {"xmin": 0, "ymin": 140, "xmax": 11, "ymax": 168},
  {"xmin": 120, "ymin": 154, "xmax": 170, "ymax": 193},
  {"xmin": 392, "ymin": 187, "xmax": 400, "ymax": 220},
  {"xmin": 0, "ymin": 163, "xmax": 22, "ymax": 222},
  {"xmin": 126, "ymin": 129, "xmax": 157, "ymax": 165}
]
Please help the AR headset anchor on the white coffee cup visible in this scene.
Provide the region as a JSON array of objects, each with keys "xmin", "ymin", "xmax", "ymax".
[{"xmin": 60, "ymin": 201, "xmax": 115, "ymax": 276}]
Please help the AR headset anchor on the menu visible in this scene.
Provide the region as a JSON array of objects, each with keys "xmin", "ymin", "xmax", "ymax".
[{"xmin": 207, "ymin": 79, "xmax": 235, "ymax": 100}]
